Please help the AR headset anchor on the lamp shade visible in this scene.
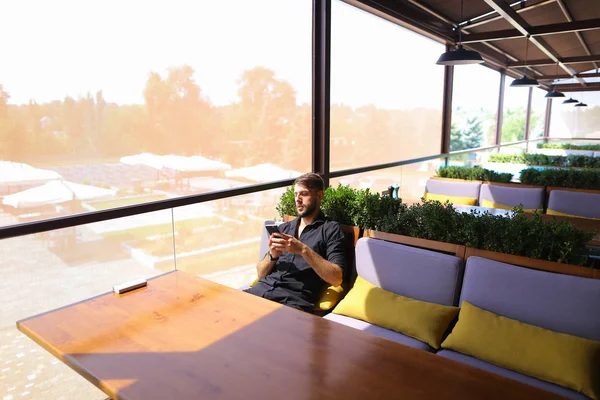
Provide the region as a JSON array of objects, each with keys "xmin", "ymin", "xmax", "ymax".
[
  {"xmin": 510, "ymin": 75, "xmax": 539, "ymax": 87},
  {"xmin": 436, "ymin": 45, "xmax": 484, "ymax": 65},
  {"xmin": 545, "ymin": 90, "xmax": 565, "ymax": 98},
  {"xmin": 574, "ymin": 102, "xmax": 588, "ymax": 107},
  {"xmin": 562, "ymin": 98, "xmax": 578, "ymax": 104}
]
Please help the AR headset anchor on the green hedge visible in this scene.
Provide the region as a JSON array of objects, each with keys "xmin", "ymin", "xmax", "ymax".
[
  {"xmin": 489, "ymin": 153, "xmax": 600, "ymax": 168},
  {"xmin": 277, "ymin": 185, "xmax": 594, "ymax": 266},
  {"xmin": 437, "ymin": 166, "xmax": 512, "ymax": 183},
  {"xmin": 520, "ymin": 168, "xmax": 600, "ymax": 190},
  {"xmin": 537, "ymin": 143, "xmax": 600, "ymax": 151}
]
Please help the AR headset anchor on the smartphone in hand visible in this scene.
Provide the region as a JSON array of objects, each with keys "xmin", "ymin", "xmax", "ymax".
[{"xmin": 265, "ymin": 224, "xmax": 281, "ymax": 236}]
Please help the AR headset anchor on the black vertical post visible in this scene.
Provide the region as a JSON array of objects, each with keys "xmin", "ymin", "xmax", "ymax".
[
  {"xmin": 495, "ymin": 72, "xmax": 506, "ymax": 147},
  {"xmin": 440, "ymin": 44, "xmax": 454, "ymax": 165},
  {"xmin": 543, "ymin": 97, "xmax": 552, "ymax": 142},
  {"xmin": 313, "ymin": 0, "xmax": 331, "ymax": 188},
  {"xmin": 524, "ymin": 87, "xmax": 532, "ymax": 141}
]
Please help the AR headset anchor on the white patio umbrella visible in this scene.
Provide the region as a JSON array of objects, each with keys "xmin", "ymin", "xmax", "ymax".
[
  {"xmin": 0, "ymin": 161, "xmax": 61, "ymax": 184},
  {"xmin": 2, "ymin": 180, "xmax": 116, "ymax": 209},
  {"xmin": 162, "ymin": 155, "xmax": 231, "ymax": 172},
  {"xmin": 119, "ymin": 153, "xmax": 165, "ymax": 170},
  {"xmin": 120, "ymin": 153, "xmax": 231, "ymax": 172},
  {"xmin": 225, "ymin": 163, "xmax": 302, "ymax": 182}
]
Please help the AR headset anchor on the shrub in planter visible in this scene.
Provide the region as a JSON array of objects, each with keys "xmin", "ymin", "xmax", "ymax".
[
  {"xmin": 488, "ymin": 153, "xmax": 525, "ymax": 164},
  {"xmin": 537, "ymin": 143, "xmax": 600, "ymax": 151},
  {"xmin": 520, "ymin": 168, "xmax": 600, "ymax": 190},
  {"xmin": 437, "ymin": 166, "xmax": 512, "ymax": 183},
  {"xmin": 277, "ymin": 186, "xmax": 595, "ymax": 266}
]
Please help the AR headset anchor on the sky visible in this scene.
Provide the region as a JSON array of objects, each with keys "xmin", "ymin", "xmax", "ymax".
[{"xmin": 0, "ymin": 0, "xmax": 596, "ymax": 109}]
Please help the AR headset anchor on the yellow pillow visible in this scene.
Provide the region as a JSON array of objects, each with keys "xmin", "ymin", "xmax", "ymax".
[
  {"xmin": 424, "ymin": 192, "xmax": 477, "ymax": 206},
  {"xmin": 332, "ymin": 276, "xmax": 459, "ymax": 349},
  {"xmin": 442, "ymin": 301, "xmax": 600, "ymax": 400},
  {"xmin": 547, "ymin": 209, "xmax": 600, "ymax": 220},
  {"xmin": 480, "ymin": 199, "xmax": 538, "ymax": 213},
  {"xmin": 316, "ymin": 285, "xmax": 344, "ymax": 311}
]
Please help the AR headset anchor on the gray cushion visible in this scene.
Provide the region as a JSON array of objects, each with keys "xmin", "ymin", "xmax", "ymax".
[
  {"xmin": 547, "ymin": 190, "xmax": 600, "ymax": 219},
  {"xmin": 324, "ymin": 313, "xmax": 433, "ymax": 352},
  {"xmin": 356, "ymin": 238, "xmax": 464, "ymax": 306},
  {"xmin": 436, "ymin": 350, "xmax": 591, "ymax": 400},
  {"xmin": 425, "ymin": 179, "xmax": 481, "ymax": 199},
  {"xmin": 479, "ymin": 183, "xmax": 543, "ymax": 210},
  {"xmin": 460, "ymin": 256, "xmax": 600, "ymax": 341}
]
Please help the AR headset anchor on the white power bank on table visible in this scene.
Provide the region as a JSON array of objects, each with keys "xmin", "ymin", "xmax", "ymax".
[{"xmin": 113, "ymin": 278, "xmax": 148, "ymax": 294}]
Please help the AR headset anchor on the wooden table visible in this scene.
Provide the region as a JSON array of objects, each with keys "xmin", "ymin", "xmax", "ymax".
[{"xmin": 17, "ymin": 271, "xmax": 566, "ymax": 400}]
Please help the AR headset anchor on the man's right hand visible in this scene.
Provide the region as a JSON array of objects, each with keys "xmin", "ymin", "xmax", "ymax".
[{"xmin": 269, "ymin": 234, "xmax": 287, "ymax": 259}]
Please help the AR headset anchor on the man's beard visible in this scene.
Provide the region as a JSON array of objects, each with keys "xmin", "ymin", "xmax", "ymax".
[{"xmin": 297, "ymin": 201, "xmax": 317, "ymax": 218}]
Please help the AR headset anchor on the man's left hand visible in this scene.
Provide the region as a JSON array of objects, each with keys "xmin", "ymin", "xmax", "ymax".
[{"xmin": 277, "ymin": 233, "xmax": 306, "ymax": 255}]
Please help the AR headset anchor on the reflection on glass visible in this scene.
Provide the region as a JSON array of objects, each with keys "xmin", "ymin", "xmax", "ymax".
[
  {"xmin": 0, "ymin": 0, "xmax": 311, "ymax": 227},
  {"xmin": 501, "ymin": 77, "xmax": 529, "ymax": 143},
  {"xmin": 172, "ymin": 188, "xmax": 284, "ymax": 289},
  {"xmin": 451, "ymin": 65, "xmax": 500, "ymax": 149},
  {"xmin": 529, "ymin": 88, "xmax": 547, "ymax": 139},
  {"xmin": 0, "ymin": 210, "xmax": 172, "ymax": 398},
  {"xmin": 330, "ymin": 0, "xmax": 444, "ymax": 171},
  {"xmin": 549, "ymin": 91, "xmax": 600, "ymax": 138}
]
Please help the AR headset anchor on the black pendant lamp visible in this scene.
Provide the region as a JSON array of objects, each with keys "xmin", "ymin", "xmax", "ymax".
[
  {"xmin": 574, "ymin": 102, "xmax": 588, "ymax": 107},
  {"xmin": 436, "ymin": 0, "xmax": 484, "ymax": 66},
  {"xmin": 511, "ymin": 36, "xmax": 539, "ymax": 87},
  {"xmin": 545, "ymin": 62, "xmax": 565, "ymax": 98},
  {"xmin": 562, "ymin": 98, "xmax": 578, "ymax": 104}
]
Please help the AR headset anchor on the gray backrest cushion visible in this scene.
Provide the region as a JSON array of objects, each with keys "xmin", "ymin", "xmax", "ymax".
[
  {"xmin": 479, "ymin": 183, "xmax": 544, "ymax": 210},
  {"xmin": 460, "ymin": 256, "xmax": 600, "ymax": 341},
  {"xmin": 547, "ymin": 190, "xmax": 600, "ymax": 219},
  {"xmin": 355, "ymin": 238, "xmax": 464, "ymax": 306},
  {"xmin": 258, "ymin": 220, "xmax": 283, "ymax": 261},
  {"xmin": 425, "ymin": 179, "xmax": 481, "ymax": 198}
]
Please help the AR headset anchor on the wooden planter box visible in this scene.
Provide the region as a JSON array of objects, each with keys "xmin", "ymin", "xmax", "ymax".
[
  {"xmin": 464, "ymin": 247, "xmax": 599, "ymax": 280},
  {"xmin": 363, "ymin": 229, "xmax": 467, "ymax": 258}
]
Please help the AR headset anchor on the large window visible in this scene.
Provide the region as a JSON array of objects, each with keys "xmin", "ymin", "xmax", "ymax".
[
  {"xmin": 549, "ymin": 91, "xmax": 600, "ymax": 138},
  {"xmin": 0, "ymin": 0, "xmax": 312, "ymax": 226},
  {"xmin": 330, "ymin": 0, "xmax": 445, "ymax": 171},
  {"xmin": 451, "ymin": 65, "xmax": 500, "ymax": 150},
  {"xmin": 529, "ymin": 88, "xmax": 547, "ymax": 139},
  {"xmin": 501, "ymin": 77, "xmax": 530, "ymax": 143}
]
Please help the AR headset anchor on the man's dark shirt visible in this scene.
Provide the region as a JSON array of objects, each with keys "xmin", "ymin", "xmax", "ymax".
[{"xmin": 247, "ymin": 212, "xmax": 346, "ymax": 312}]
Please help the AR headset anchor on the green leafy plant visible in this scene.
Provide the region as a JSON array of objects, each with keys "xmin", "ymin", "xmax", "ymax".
[
  {"xmin": 537, "ymin": 143, "xmax": 600, "ymax": 151},
  {"xmin": 489, "ymin": 153, "xmax": 600, "ymax": 169},
  {"xmin": 437, "ymin": 166, "xmax": 512, "ymax": 183},
  {"xmin": 520, "ymin": 168, "xmax": 600, "ymax": 190},
  {"xmin": 276, "ymin": 185, "xmax": 595, "ymax": 266},
  {"xmin": 276, "ymin": 187, "xmax": 297, "ymax": 218}
]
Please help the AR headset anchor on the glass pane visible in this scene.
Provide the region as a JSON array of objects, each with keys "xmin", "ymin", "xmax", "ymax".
[
  {"xmin": 529, "ymin": 88, "xmax": 547, "ymax": 139},
  {"xmin": 549, "ymin": 91, "xmax": 600, "ymax": 138},
  {"xmin": 0, "ymin": 210, "xmax": 173, "ymax": 398},
  {"xmin": 330, "ymin": 0, "xmax": 444, "ymax": 171},
  {"xmin": 501, "ymin": 77, "xmax": 530, "ymax": 143},
  {"xmin": 172, "ymin": 189, "xmax": 284, "ymax": 289},
  {"xmin": 451, "ymin": 65, "xmax": 500, "ymax": 149},
  {"xmin": 0, "ymin": 0, "xmax": 311, "ymax": 227}
]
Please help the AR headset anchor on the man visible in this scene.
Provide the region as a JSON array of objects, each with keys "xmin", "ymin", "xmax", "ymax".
[{"xmin": 244, "ymin": 173, "xmax": 346, "ymax": 313}]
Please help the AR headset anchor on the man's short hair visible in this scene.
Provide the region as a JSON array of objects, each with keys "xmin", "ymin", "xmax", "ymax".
[{"xmin": 294, "ymin": 173, "xmax": 324, "ymax": 192}]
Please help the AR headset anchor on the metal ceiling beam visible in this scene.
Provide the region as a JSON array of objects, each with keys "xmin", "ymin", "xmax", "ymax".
[
  {"xmin": 555, "ymin": 0, "xmax": 599, "ymax": 70},
  {"xmin": 552, "ymin": 82, "xmax": 600, "ymax": 92},
  {"xmin": 483, "ymin": 0, "xmax": 586, "ymax": 86},
  {"xmin": 461, "ymin": 19, "xmax": 600, "ymax": 44},
  {"xmin": 400, "ymin": 0, "xmax": 546, "ymax": 77},
  {"xmin": 460, "ymin": 0, "xmax": 556, "ymax": 29},
  {"xmin": 508, "ymin": 54, "xmax": 600, "ymax": 67},
  {"xmin": 538, "ymin": 72, "xmax": 600, "ymax": 81}
]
